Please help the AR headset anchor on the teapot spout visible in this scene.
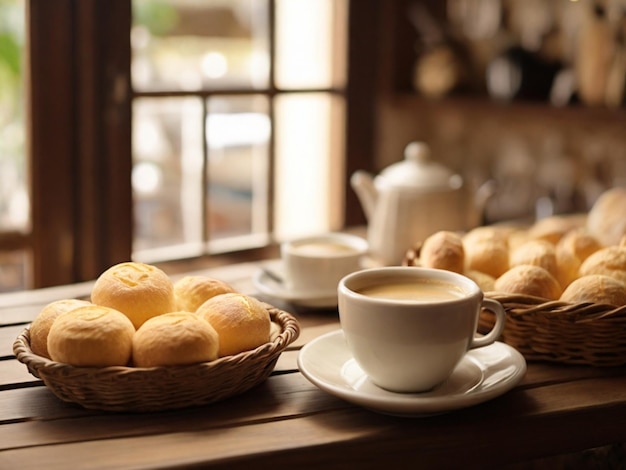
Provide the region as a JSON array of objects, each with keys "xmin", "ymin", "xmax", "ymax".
[{"xmin": 351, "ymin": 170, "xmax": 378, "ymax": 221}]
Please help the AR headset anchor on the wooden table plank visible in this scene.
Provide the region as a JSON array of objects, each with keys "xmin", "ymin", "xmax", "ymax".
[
  {"xmin": 0, "ymin": 281, "xmax": 94, "ymax": 310},
  {"xmin": 0, "ymin": 373, "xmax": 347, "ymax": 448},
  {"xmin": 0, "ymin": 387, "xmax": 88, "ymax": 423},
  {"xmin": 0, "ymin": 325, "xmax": 24, "ymax": 357},
  {"xmin": 0, "ymin": 408, "xmax": 396, "ymax": 470},
  {"xmin": 3, "ymin": 368, "xmax": 626, "ymax": 448},
  {"xmin": 0, "ymin": 359, "xmax": 38, "ymax": 387},
  {"xmin": 0, "ymin": 304, "xmax": 43, "ymax": 327},
  {"xmin": 519, "ymin": 361, "xmax": 626, "ymax": 389},
  {"xmin": 2, "ymin": 375, "xmax": 626, "ymax": 470}
]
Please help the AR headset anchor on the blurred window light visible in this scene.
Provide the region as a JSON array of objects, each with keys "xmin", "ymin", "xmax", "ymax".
[
  {"xmin": 201, "ymin": 51, "xmax": 228, "ymax": 79},
  {"xmin": 275, "ymin": 0, "xmax": 346, "ymax": 89},
  {"xmin": 274, "ymin": 93, "xmax": 345, "ymax": 239},
  {"xmin": 132, "ymin": 0, "xmax": 270, "ymax": 91},
  {"xmin": 206, "ymin": 113, "xmax": 271, "ymax": 148},
  {"xmin": 132, "ymin": 162, "xmax": 163, "ymax": 195}
]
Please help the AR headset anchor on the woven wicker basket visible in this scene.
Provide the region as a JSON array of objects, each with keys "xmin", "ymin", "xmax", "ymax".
[
  {"xmin": 478, "ymin": 292, "xmax": 626, "ymax": 367},
  {"xmin": 13, "ymin": 304, "xmax": 300, "ymax": 412}
]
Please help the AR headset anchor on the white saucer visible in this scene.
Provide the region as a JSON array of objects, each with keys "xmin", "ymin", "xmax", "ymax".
[
  {"xmin": 297, "ymin": 330, "xmax": 527, "ymax": 417},
  {"xmin": 252, "ymin": 259, "xmax": 338, "ymax": 308}
]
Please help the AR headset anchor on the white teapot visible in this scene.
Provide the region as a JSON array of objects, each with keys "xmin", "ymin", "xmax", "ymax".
[{"xmin": 351, "ymin": 142, "xmax": 494, "ymax": 266}]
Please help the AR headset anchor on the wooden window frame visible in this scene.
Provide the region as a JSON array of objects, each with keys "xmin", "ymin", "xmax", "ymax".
[
  {"xmin": 28, "ymin": 0, "xmax": 132, "ymax": 287},
  {"xmin": 23, "ymin": 0, "xmax": 377, "ymax": 288}
]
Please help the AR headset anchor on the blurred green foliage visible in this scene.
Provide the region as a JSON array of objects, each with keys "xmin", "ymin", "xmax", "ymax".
[
  {"xmin": 0, "ymin": 0, "xmax": 24, "ymax": 193},
  {"xmin": 133, "ymin": 0, "xmax": 179, "ymax": 36},
  {"xmin": 0, "ymin": 0, "xmax": 23, "ymax": 125}
]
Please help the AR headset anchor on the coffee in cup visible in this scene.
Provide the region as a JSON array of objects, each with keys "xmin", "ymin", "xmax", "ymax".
[
  {"xmin": 357, "ymin": 279, "xmax": 466, "ymax": 301},
  {"xmin": 282, "ymin": 233, "xmax": 368, "ymax": 294},
  {"xmin": 338, "ymin": 266, "xmax": 506, "ymax": 393}
]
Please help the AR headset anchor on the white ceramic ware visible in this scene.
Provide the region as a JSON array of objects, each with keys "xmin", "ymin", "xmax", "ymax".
[
  {"xmin": 281, "ymin": 232, "xmax": 368, "ymax": 295},
  {"xmin": 252, "ymin": 259, "xmax": 338, "ymax": 308},
  {"xmin": 337, "ymin": 266, "xmax": 506, "ymax": 393},
  {"xmin": 351, "ymin": 141, "xmax": 494, "ymax": 265},
  {"xmin": 298, "ymin": 329, "xmax": 526, "ymax": 417}
]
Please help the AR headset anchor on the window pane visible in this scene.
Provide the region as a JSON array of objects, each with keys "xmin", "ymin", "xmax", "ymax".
[
  {"xmin": 132, "ymin": 0, "xmax": 269, "ymax": 91},
  {"xmin": 275, "ymin": 0, "xmax": 347, "ymax": 89},
  {"xmin": 129, "ymin": 0, "xmax": 348, "ymax": 261},
  {"xmin": 132, "ymin": 97, "xmax": 204, "ymax": 259},
  {"xmin": 206, "ymin": 95, "xmax": 270, "ymax": 252},
  {"xmin": 274, "ymin": 93, "xmax": 345, "ymax": 239},
  {"xmin": 0, "ymin": 0, "xmax": 27, "ymax": 233}
]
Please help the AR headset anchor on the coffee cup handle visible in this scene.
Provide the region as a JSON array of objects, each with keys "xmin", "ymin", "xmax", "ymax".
[{"xmin": 470, "ymin": 298, "xmax": 506, "ymax": 349}]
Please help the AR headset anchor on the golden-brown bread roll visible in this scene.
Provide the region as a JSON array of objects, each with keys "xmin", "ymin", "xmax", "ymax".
[
  {"xmin": 509, "ymin": 240, "xmax": 559, "ymax": 279},
  {"xmin": 506, "ymin": 229, "xmax": 530, "ymax": 253},
  {"xmin": 174, "ymin": 275, "xmax": 236, "ymax": 312},
  {"xmin": 91, "ymin": 262, "xmax": 176, "ymax": 329},
  {"xmin": 464, "ymin": 241, "xmax": 509, "ymax": 279},
  {"xmin": 555, "ymin": 247, "xmax": 581, "ymax": 290},
  {"xmin": 579, "ymin": 246, "xmax": 626, "ymax": 285},
  {"xmin": 420, "ymin": 231, "xmax": 465, "ymax": 274},
  {"xmin": 29, "ymin": 299, "xmax": 92, "ymax": 359},
  {"xmin": 560, "ymin": 275, "xmax": 626, "ymax": 306},
  {"xmin": 464, "ymin": 270, "xmax": 496, "ymax": 292},
  {"xmin": 527, "ymin": 214, "xmax": 587, "ymax": 245},
  {"xmin": 47, "ymin": 305, "xmax": 135, "ymax": 367},
  {"xmin": 132, "ymin": 312, "xmax": 219, "ymax": 367},
  {"xmin": 463, "ymin": 226, "xmax": 511, "ymax": 246},
  {"xmin": 556, "ymin": 228, "xmax": 602, "ymax": 263},
  {"xmin": 587, "ymin": 187, "xmax": 626, "ymax": 246},
  {"xmin": 197, "ymin": 293, "xmax": 271, "ymax": 357},
  {"xmin": 495, "ymin": 265, "xmax": 563, "ymax": 300},
  {"xmin": 463, "ymin": 227, "xmax": 509, "ymax": 278}
]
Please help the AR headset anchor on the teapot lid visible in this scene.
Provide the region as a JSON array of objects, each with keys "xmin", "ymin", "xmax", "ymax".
[{"xmin": 377, "ymin": 142, "xmax": 462, "ymax": 190}]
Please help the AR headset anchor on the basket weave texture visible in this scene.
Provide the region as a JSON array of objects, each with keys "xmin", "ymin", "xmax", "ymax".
[
  {"xmin": 478, "ymin": 292, "xmax": 626, "ymax": 367},
  {"xmin": 13, "ymin": 304, "xmax": 300, "ymax": 412}
]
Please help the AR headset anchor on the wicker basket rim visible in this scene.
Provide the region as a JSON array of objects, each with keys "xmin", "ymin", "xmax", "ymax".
[
  {"xmin": 485, "ymin": 291, "xmax": 626, "ymax": 318},
  {"xmin": 13, "ymin": 304, "xmax": 300, "ymax": 375}
]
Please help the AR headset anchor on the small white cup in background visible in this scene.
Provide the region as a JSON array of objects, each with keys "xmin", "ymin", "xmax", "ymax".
[
  {"xmin": 281, "ymin": 232, "xmax": 368, "ymax": 294},
  {"xmin": 338, "ymin": 266, "xmax": 506, "ymax": 393}
]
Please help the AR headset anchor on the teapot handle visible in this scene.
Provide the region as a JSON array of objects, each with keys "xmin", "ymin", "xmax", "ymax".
[{"xmin": 350, "ymin": 171, "xmax": 377, "ymax": 221}]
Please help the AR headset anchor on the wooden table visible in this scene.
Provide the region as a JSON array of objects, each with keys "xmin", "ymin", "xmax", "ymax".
[{"xmin": 1, "ymin": 261, "xmax": 626, "ymax": 469}]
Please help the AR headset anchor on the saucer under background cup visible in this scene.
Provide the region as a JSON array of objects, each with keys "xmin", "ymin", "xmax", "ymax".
[{"xmin": 252, "ymin": 259, "xmax": 338, "ymax": 308}]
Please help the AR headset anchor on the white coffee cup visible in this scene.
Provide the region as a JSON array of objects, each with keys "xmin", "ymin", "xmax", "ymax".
[
  {"xmin": 338, "ymin": 266, "xmax": 506, "ymax": 393},
  {"xmin": 281, "ymin": 232, "xmax": 368, "ymax": 294}
]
